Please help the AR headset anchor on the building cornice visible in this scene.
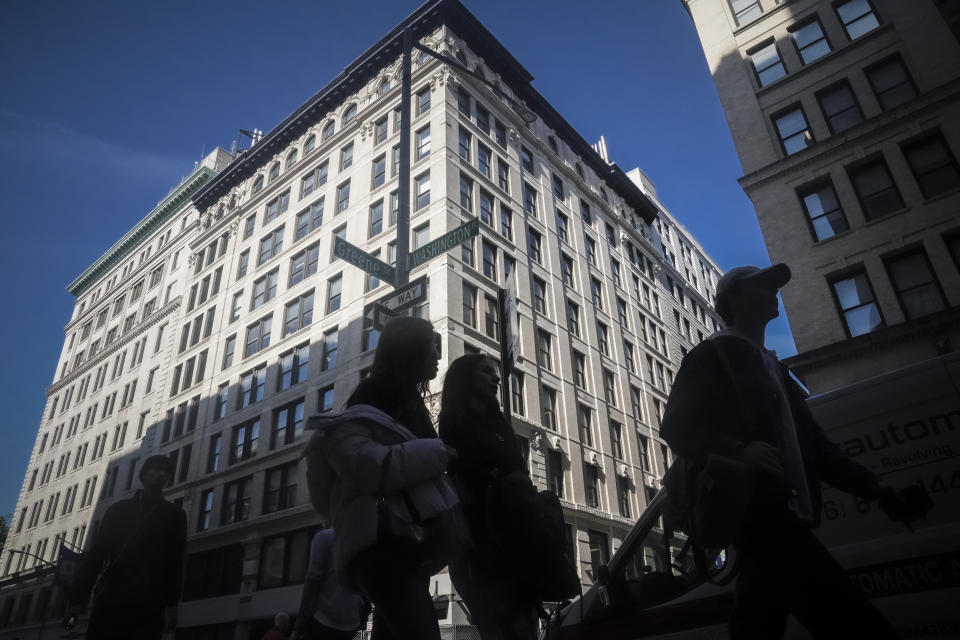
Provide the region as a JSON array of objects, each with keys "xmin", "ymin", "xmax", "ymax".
[
  {"xmin": 66, "ymin": 167, "xmax": 216, "ymax": 297},
  {"xmin": 191, "ymin": 0, "xmax": 657, "ymax": 223}
]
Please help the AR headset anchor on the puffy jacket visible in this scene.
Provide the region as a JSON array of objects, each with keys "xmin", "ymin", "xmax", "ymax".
[{"xmin": 308, "ymin": 405, "xmax": 459, "ymax": 584}]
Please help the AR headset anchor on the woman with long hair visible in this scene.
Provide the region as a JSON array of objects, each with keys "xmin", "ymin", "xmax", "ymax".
[
  {"xmin": 439, "ymin": 354, "xmax": 538, "ymax": 640},
  {"xmin": 304, "ymin": 316, "xmax": 461, "ymax": 640}
]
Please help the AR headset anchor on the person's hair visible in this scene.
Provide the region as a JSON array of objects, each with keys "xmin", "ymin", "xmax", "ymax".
[
  {"xmin": 440, "ymin": 354, "xmax": 497, "ymax": 415},
  {"xmin": 715, "ymin": 284, "xmax": 740, "ymax": 326},
  {"xmin": 347, "ymin": 316, "xmax": 438, "ymax": 438},
  {"xmin": 274, "ymin": 612, "xmax": 290, "ymax": 628},
  {"xmin": 369, "ymin": 316, "xmax": 437, "ymax": 395}
]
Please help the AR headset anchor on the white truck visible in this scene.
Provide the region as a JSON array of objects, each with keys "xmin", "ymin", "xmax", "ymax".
[{"xmin": 544, "ymin": 352, "xmax": 960, "ymax": 639}]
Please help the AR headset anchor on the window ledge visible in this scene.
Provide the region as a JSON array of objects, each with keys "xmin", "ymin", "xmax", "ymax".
[{"xmin": 811, "ymin": 227, "xmax": 855, "ymax": 247}]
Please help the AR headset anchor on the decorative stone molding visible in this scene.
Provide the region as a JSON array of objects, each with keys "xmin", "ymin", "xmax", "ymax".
[{"xmin": 530, "ymin": 432, "xmax": 544, "ymax": 452}]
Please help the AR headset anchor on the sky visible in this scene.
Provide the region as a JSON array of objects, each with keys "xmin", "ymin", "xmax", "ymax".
[{"xmin": 0, "ymin": 0, "xmax": 795, "ymax": 518}]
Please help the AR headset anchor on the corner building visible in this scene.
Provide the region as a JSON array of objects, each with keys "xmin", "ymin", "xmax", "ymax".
[
  {"xmin": 683, "ymin": 0, "xmax": 960, "ymax": 392},
  {"xmin": 0, "ymin": 1, "xmax": 724, "ymax": 637}
]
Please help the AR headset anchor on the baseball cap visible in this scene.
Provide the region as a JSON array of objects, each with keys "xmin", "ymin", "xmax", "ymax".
[
  {"xmin": 140, "ymin": 454, "xmax": 175, "ymax": 481},
  {"xmin": 715, "ymin": 263, "xmax": 791, "ymax": 313}
]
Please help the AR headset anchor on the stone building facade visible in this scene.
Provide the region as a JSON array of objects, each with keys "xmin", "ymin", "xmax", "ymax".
[
  {"xmin": 683, "ymin": 0, "xmax": 960, "ymax": 392},
  {"xmin": 0, "ymin": 1, "xmax": 724, "ymax": 637}
]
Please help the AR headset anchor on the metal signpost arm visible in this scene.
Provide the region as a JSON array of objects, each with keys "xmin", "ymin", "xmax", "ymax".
[{"xmin": 396, "ymin": 29, "xmax": 413, "ymax": 287}]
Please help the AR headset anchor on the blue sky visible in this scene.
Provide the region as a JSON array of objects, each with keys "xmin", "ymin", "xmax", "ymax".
[{"xmin": 0, "ymin": 0, "xmax": 794, "ymax": 517}]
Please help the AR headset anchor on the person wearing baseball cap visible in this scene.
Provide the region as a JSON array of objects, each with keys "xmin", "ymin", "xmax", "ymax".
[
  {"xmin": 66, "ymin": 454, "xmax": 186, "ymax": 639},
  {"xmin": 660, "ymin": 263, "xmax": 902, "ymax": 639}
]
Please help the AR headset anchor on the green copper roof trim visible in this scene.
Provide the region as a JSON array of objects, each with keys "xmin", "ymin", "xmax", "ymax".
[{"xmin": 67, "ymin": 167, "xmax": 216, "ymax": 297}]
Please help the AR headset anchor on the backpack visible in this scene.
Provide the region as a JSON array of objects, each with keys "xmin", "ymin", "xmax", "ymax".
[{"xmin": 303, "ymin": 425, "xmax": 336, "ymax": 520}]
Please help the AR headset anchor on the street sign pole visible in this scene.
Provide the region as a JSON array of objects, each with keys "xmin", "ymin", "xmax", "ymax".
[{"xmin": 396, "ymin": 28, "xmax": 412, "ymax": 287}]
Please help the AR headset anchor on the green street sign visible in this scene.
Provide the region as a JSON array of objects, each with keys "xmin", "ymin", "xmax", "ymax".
[
  {"xmin": 333, "ymin": 236, "xmax": 396, "ymax": 282},
  {"xmin": 408, "ymin": 218, "xmax": 480, "ymax": 269}
]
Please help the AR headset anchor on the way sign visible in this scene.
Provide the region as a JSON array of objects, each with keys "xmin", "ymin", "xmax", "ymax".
[
  {"xmin": 376, "ymin": 276, "xmax": 427, "ymax": 313},
  {"xmin": 334, "ymin": 236, "xmax": 396, "ymax": 283},
  {"xmin": 408, "ymin": 218, "xmax": 480, "ymax": 269}
]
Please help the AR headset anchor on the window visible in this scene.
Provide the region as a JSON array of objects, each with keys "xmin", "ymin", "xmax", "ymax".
[
  {"xmin": 414, "ymin": 224, "xmax": 430, "ymax": 249},
  {"xmin": 284, "ymin": 292, "xmax": 314, "ymax": 336},
  {"xmin": 616, "ymin": 297, "xmax": 628, "ymax": 326},
  {"xmin": 561, "ymin": 253, "xmax": 575, "ymax": 287},
  {"xmin": 790, "ymin": 18, "xmax": 831, "ymax": 64},
  {"xmin": 484, "ymin": 295, "xmax": 498, "ymax": 338},
  {"xmin": 326, "ymin": 274, "xmax": 342, "ymax": 313},
  {"xmin": 848, "ymin": 158, "xmax": 904, "ymax": 220},
  {"xmin": 497, "ymin": 158, "xmax": 510, "ymax": 192},
  {"xmin": 603, "ymin": 369, "xmax": 618, "ymax": 407},
  {"xmin": 510, "ymin": 372, "xmax": 525, "ymax": 415},
  {"xmin": 610, "ymin": 421, "xmax": 624, "ymax": 460},
  {"xmin": 374, "ymin": 116, "xmax": 388, "ymax": 144},
  {"xmin": 319, "ymin": 385, "xmax": 335, "ymax": 413},
  {"xmin": 457, "ymin": 87, "xmax": 471, "ymax": 117},
  {"xmin": 222, "ymin": 335, "xmax": 236, "ymax": 370},
  {"xmin": 522, "ymin": 182, "xmax": 538, "ymax": 217},
  {"xmin": 552, "ymin": 174, "xmax": 565, "ymax": 200},
  {"xmin": 547, "ymin": 449, "xmax": 564, "ymax": 498},
  {"xmin": 590, "ymin": 278, "xmax": 604, "ymax": 309},
  {"xmin": 566, "ymin": 299, "xmax": 581, "ymax": 336},
  {"xmin": 482, "ymin": 241, "xmax": 497, "ymax": 280},
  {"xmin": 259, "ymin": 528, "xmax": 311, "ymax": 589},
  {"xmin": 536, "ymin": 329, "xmax": 552, "ymax": 371},
  {"xmin": 252, "ymin": 175, "xmax": 264, "ymax": 194},
  {"xmin": 369, "ymin": 200, "xmax": 385, "ymax": 238},
  {"xmin": 730, "ymin": 0, "xmax": 762, "ymax": 25},
  {"xmin": 197, "ymin": 490, "xmax": 214, "ymax": 531},
  {"xmin": 289, "ymin": 243, "xmax": 320, "ymax": 285},
  {"xmin": 415, "ymin": 126, "xmax": 430, "ymax": 160},
  {"xmin": 342, "ymin": 104, "xmax": 357, "ymax": 125},
  {"xmin": 264, "ymin": 462, "xmax": 299, "ymax": 513},
  {"xmin": 520, "ymin": 146, "xmax": 534, "ymax": 173},
  {"xmin": 245, "ymin": 317, "xmax": 272, "ymax": 357},
  {"xmin": 902, "ymin": 134, "xmax": 960, "ymax": 199},
  {"xmin": 460, "ymin": 174, "xmax": 473, "ymax": 211},
  {"xmin": 580, "ymin": 199, "xmax": 592, "ymax": 224},
  {"xmin": 584, "ymin": 464, "xmax": 600, "ymax": 508},
  {"xmin": 865, "ymin": 55, "xmax": 917, "ymax": 111},
  {"xmin": 216, "ymin": 383, "xmax": 229, "ymax": 420},
  {"xmin": 371, "ymin": 155, "xmax": 386, "ymax": 189},
  {"xmin": 748, "ymin": 40, "xmax": 785, "ymax": 87},
  {"xmin": 500, "ymin": 205, "xmax": 513, "ymax": 240},
  {"xmin": 830, "ymin": 268, "xmax": 884, "ymax": 337},
  {"xmin": 478, "ymin": 144, "xmax": 491, "ymax": 177},
  {"xmin": 541, "ymin": 386, "xmax": 558, "ymax": 430},
  {"xmin": 458, "ymin": 127, "xmax": 472, "ymax": 161},
  {"xmin": 585, "ymin": 236, "xmax": 597, "ymax": 265},
  {"xmin": 533, "ymin": 277, "xmax": 547, "ymax": 314},
  {"xmin": 251, "ymin": 269, "xmax": 279, "ymax": 309},
  {"xmin": 258, "ymin": 228, "xmax": 284, "ymax": 265},
  {"xmin": 479, "ymin": 190, "xmax": 494, "ymax": 226},
  {"xmin": 817, "ymin": 81, "xmax": 864, "ymax": 134},
  {"xmin": 528, "ymin": 228, "xmax": 542, "ymax": 264},
  {"xmin": 268, "ymin": 162, "xmax": 280, "ymax": 182},
  {"xmin": 573, "ymin": 351, "xmax": 587, "ymax": 389},
  {"xmin": 304, "ymin": 135, "xmax": 315, "ymax": 154},
  {"xmin": 272, "ymin": 400, "xmax": 305, "ymax": 448},
  {"xmin": 884, "ymin": 250, "xmax": 946, "ymax": 319},
  {"xmin": 336, "ymin": 180, "xmax": 350, "ymax": 213},
  {"xmin": 623, "ymin": 340, "xmax": 636, "ymax": 373},
  {"xmin": 836, "ymin": 0, "xmax": 880, "ymax": 39},
  {"xmin": 597, "ymin": 323, "xmax": 610, "ymax": 355},
  {"xmin": 222, "ymin": 476, "xmax": 252, "ymax": 524},
  {"xmin": 264, "ymin": 191, "xmax": 290, "ymax": 223},
  {"xmin": 557, "ymin": 213, "xmax": 569, "ymax": 243},
  {"xmin": 462, "ymin": 283, "xmax": 477, "ymax": 328},
  {"xmin": 237, "ymin": 250, "xmax": 249, "ymax": 279},
  {"xmin": 415, "ymin": 172, "xmax": 431, "ymax": 210},
  {"xmin": 799, "ymin": 181, "xmax": 850, "ymax": 241},
  {"xmin": 774, "ymin": 105, "xmax": 813, "ymax": 155},
  {"xmin": 230, "ymin": 421, "xmax": 260, "ymax": 464},
  {"xmin": 416, "ymin": 87, "xmax": 431, "ymax": 115},
  {"xmin": 616, "ymin": 475, "xmax": 631, "ymax": 518},
  {"xmin": 494, "ymin": 120, "xmax": 507, "ymax": 147}
]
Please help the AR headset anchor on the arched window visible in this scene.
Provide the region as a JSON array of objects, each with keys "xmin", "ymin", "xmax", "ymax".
[
  {"xmin": 342, "ymin": 104, "xmax": 358, "ymax": 126},
  {"xmin": 378, "ymin": 79, "xmax": 391, "ymax": 97},
  {"xmin": 575, "ymin": 162, "xmax": 585, "ymax": 180},
  {"xmin": 252, "ymin": 175, "xmax": 264, "ymax": 194},
  {"xmin": 229, "ymin": 196, "xmax": 237, "ymax": 209},
  {"xmin": 286, "ymin": 149, "xmax": 298, "ymax": 169},
  {"xmin": 216, "ymin": 205, "xmax": 225, "ymax": 219},
  {"xmin": 548, "ymin": 135, "xmax": 559, "ymax": 154},
  {"xmin": 321, "ymin": 120, "xmax": 335, "ymax": 141},
  {"xmin": 418, "ymin": 49, "xmax": 431, "ymax": 66},
  {"xmin": 268, "ymin": 162, "xmax": 280, "ymax": 182},
  {"xmin": 304, "ymin": 135, "xmax": 316, "ymax": 154}
]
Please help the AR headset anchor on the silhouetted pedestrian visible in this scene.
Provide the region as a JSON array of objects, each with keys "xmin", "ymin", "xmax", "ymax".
[
  {"xmin": 661, "ymin": 264, "xmax": 901, "ymax": 639},
  {"xmin": 439, "ymin": 354, "xmax": 539, "ymax": 640},
  {"xmin": 305, "ymin": 316, "xmax": 464, "ymax": 640},
  {"xmin": 65, "ymin": 454, "xmax": 186, "ymax": 640}
]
